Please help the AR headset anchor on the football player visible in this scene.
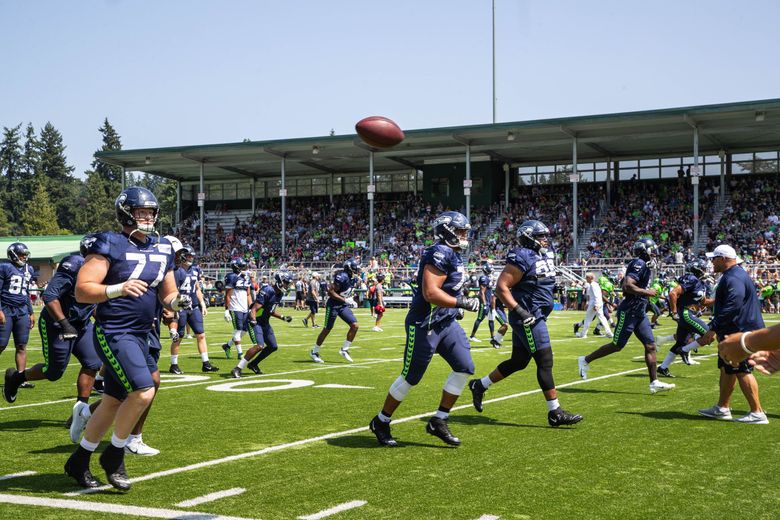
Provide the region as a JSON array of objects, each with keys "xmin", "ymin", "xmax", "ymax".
[
  {"xmin": 310, "ymin": 259, "xmax": 361, "ymax": 363},
  {"xmin": 488, "ymin": 285, "xmax": 509, "ymax": 348},
  {"xmin": 468, "ymin": 262, "xmax": 493, "ymax": 343},
  {"xmin": 221, "ymin": 258, "xmax": 252, "ymax": 360},
  {"xmin": 303, "ymin": 272, "xmax": 321, "ymax": 328},
  {"xmin": 372, "ymin": 273, "xmax": 386, "ymax": 332},
  {"xmin": 0, "ymin": 242, "xmax": 36, "ymax": 388},
  {"xmin": 3, "ymin": 237, "xmax": 103, "ymax": 442},
  {"xmin": 169, "ymin": 244, "xmax": 218, "ymax": 374},
  {"xmin": 578, "ymin": 238, "xmax": 676, "ymax": 394},
  {"xmin": 657, "ymin": 259, "xmax": 714, "ymax": 377},
  {"xmin": 369, "ymin": 211, "xmax": 480, "ymax": 447},
  {"xmin": 64, "ymin": 187, "xmax": 190, "ymax": 491},
  {"xmin": 469, "ymin": 220, "xmax": 582, "ymax": 426},
  {"xmin": 231, "ymin": 271, "xmax": 294, "ymax": 377}
]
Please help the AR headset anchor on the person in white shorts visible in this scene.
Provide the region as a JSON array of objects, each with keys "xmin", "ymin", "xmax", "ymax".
[{"xmin": 576, "ymin": 272, "xmax": 613, "ymax": 339}]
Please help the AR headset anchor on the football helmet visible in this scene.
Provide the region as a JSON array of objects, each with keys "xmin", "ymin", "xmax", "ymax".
[
  {"xmin": 7, "ymin": 242, "xmax": 30, "ymax": 267},
  {"xmin": 481, "ymin": 261, "xmax": 493, "ymax": 275},
  {"xmin": 686, "ymin": 259, "xmax": 707, "ymax": 278},
  {"xmin": 231, "ymin": 257, "xmax": 247, "ymax": 274},
  {"xmin": 274, "ymin": 271, "xmax": 293, "ymax": 290},
  {"xmin": 376, "ymin": 272, "xmax": 386, "ymax": 282},
  {"xmin": 116, "ymin": 187, "xmax": 159, "ymax": 234},
  {"xmin": 432, "ymin": 211, "xmax": 471, "ymax": 250},
  {"xmin": 180, "ymin": 245, "xmax": 196, "ymax": 267},
  {"xmin": 343, "ymin": 258, "xmax": 361, "ymax": 276},
  {"xmin": 632, "ymin": 237, "xmax": 658, "ymax": 261},
  {"xmin": 518, "ymin": 220, "xmax": 551, "ymax": 253}
]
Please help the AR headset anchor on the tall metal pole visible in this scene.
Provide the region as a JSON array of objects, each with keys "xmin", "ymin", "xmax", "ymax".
[
  {"xmin": 251, "ymin": 177, "xmax": 256, "ymax": 215},
  {"xmin": 719, "ymin": 149, "xmax": 726, "ymax": 202},
  {"xmin": 504, "ymin": 163, "xmax": 509, "ymax": 209},
  {"xmin": 176, "ymin": 180, "xmax": 181, "ymax": 228},
  {"xmin": 199, "ymin": 162, "xmax": 205, "ymax": 255},
  {"xmin": 281, "ymin": 156, "xmax": 286, "ymax": 257},
  {"xmin": 329, "ymin": 172, "xmax": 334, "ymax": 205},
  {"xmin": 465, "ymin": 144, "xmax": 471, "ymax": 222},
  {"xmin": 693, "ymin": 127, "xmax": 700, "ymax": 253},
  {"xmin": 369, "ymin": 151, "xmax": 375, "ymax": 256},
  {"xmin": 572, "ymin": 138, "xmax": 579, "ymax": 257},
  {"xmin": 492, "ymin": 0, "xmax": 496, "ymax": 123}
]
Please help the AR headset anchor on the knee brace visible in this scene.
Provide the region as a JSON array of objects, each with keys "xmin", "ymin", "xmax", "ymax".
[
  {"xmin": 389, "ymin": 375, "xmax": 413, "ymax": 401},
  {"xmin": 533, "ymin": 348, "xmax": 555, "ymax": 392},
  {"xmin": 443, "ymin": 371, "xmax": 470, "ymax": 396},
  {"xmin": 233, "ymin": 330, "xmax": 244, "ymax": 343}
]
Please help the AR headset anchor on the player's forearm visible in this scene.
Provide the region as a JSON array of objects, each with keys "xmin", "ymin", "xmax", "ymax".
[
  {"xmin": 76, "ymin": 281, "xmax": 116, "ymax": 304},
  {"xmin": 741, "ymin": 325, "xmax": 780, "ymax": 352}
]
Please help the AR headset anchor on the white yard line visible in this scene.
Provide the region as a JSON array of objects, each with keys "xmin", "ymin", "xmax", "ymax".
[
  {"xmin": 476, "ymin": 515, "xmax": 500, "ymax": 520},
  {"xmin": 0, "ymin": 493, "xmax": 256, "ymax": 520},
  {"xmin": 66, "ymin": 362, "xmax": 666, "ymax": 496},
  {"xmin": 297, "ymin": 500, "xmax": 367, "ymax": 520},
  {"xmin": 0, "ymin": 471, "xmax": 37, "ymax": 481},
  {"xmin": 175, "ymin": 487, "xmax": 246, "ymax": 507}
]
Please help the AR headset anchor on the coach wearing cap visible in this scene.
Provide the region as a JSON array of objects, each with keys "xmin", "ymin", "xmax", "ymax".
[{"xmin": 697, "ymin": 244, "xmax": 768, "ymax": 424}]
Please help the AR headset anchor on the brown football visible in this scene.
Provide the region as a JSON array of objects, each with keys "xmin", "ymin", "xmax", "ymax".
[{"xmin": 355, "ymin": 116, "xmax": 405, "ymax": 148}]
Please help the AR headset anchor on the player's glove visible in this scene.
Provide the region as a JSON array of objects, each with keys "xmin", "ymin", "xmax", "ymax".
[
  {"xmin": 170, "ymin": 329, "xmax": 180, "ymax": 342},
  {"xmin": 511, "ymin": 304, "xmax": 536, "ymax": 326},
  {"xmin": 57, "ymin": 318, "xmax": 79, "ymax": 340},
  {"xmin": 171, "ymin": 294, "xmax": 193, "ymax": 311},
  {"xmin": 455, "ymin": 295, "xmax": 480, "ymax": 312},
  {"xmin": 283, "ymin": 315, "xmax": 293, "ymax": 323},
  {"xmin": 455, "ymin": 308, "xmax": 465, "ymax": 320},
  {"xmin": 224, "ymin": 309, "xmax": 232, "ymax": 322}
]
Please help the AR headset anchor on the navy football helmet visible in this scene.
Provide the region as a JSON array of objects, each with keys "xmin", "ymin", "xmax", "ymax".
[
  {"xmin": 7, "ymin": 242, "xmax": 30, "ymax": 267},
  {"xmin": 481, "ymin": 261, "xmax": 493, "ymax": 275},
  {"xmin": 274, "ymin": 271, "xmax": 293, "ymax": 290},
  {"xmin": 632, "ymin": 237, "xmax": 658, "ymax": 261},
  {"xmin": 231, "ymin": 257, "xmax": 247, "ymax": 274},
  {"xmin": 180, "ymin": 245, "xmax": 196, "ymax": 267},
  {"xmin": 518, "ymin": 220, "xmax": 550, "ymax": 253},
  {"xmin": 686, "ymin": 259, "xmax": 707, "ymax": 278},
  {"xmin": 116, "ymin": 186, "xmax": 159, "ymax": 234},
  {"xmin": 376, "ymin": 272, "xmax": 386, "ymax": 282},
  {"xmin": 343, "ymin": 258, "xmax": 361, "ymax": 276},
  {"xmin": 432, "ymin": 211, "xmax": 471, "ymax": 250}
]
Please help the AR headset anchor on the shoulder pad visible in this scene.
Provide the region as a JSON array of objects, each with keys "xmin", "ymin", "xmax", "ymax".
[
  {"xmin": 83, "ymin": 232, "xmax": 114, "ymax": 257},
  {"xmin": 57, "ymin": 255, "xmax": 84, "ymax": 275}
]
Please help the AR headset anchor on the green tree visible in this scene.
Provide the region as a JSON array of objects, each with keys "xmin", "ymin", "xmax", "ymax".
[
  {"xmin": 23, "ymin": 179, "xmax": 63, "ymax": 235},
  {"xmin": 37, "ymin": 122, "xmax": 76, "ymax": 228},
  {"xmin": 134, "ymin": 173, "xmax": 178, "ymax": 233},
  {"xmin": 93, "ymin": 118, "xmax": 124, "ymax": 189},
  {"xmin": 0, "ymin": 201, "xmax": 12, "ymax": 235},
  {"xmin": 74, "ymin": 170, "xmax": 117, "ymax": 233},
  {"xmin": 0, "ymin": 124, "xmax": 25, "ymax": 227}
]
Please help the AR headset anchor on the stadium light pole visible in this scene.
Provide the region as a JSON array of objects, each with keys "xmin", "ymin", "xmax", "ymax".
[
  {"xmin": 693, "ymin": 127, "xmax": 700, "ymax": 253},
  {"xmin": 199, "ymin": 162, "xmax": 205, "ymax": 255},
  {"xmin": 251, "ymin": 177, "xmax": 256, "ymax": 215},
  {"xmin": 492, "ymin": 0, "xmax": 496, "ymax": 123},
  {"xmin": 369, "ymin": 151, "xmax": 375, "ymax": 257},
  {"xmin": 465, "ymin": 144, "xmax": 471, "ymax": 222},
  {"xmin": 281, "ymin": 156, "xmax": 287, "ymax": 257},
  {"xmin": 176, "ymin": 180, "xmax": 181, "ymax": 227},
  {"xmin": 571, "ymin": 137, "xmax": 578, "ymax": 260}
]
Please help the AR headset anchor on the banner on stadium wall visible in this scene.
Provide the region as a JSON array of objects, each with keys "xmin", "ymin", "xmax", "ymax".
[
  {"xmin": 355, "ymin": 240, "xmax": 366, "ymax": 248},
  {"xmin": 346, "ymin": 241, "xmax": 356, "ymax": 248}
]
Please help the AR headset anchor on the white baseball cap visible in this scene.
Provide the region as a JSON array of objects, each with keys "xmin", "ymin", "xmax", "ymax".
[{"xmin": 706, "ymin": 244, "xmax": 742, "ymax": 262}]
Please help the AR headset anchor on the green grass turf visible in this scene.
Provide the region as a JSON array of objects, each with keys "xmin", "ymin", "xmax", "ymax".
[{"xmin": 1, "ymin": 307, "xmax": 780, "ymax": 519}]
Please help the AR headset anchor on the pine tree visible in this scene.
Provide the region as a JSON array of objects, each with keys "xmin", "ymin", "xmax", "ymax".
[
  {"xmin": 23, "ymin": 179, "xmax": 62, "ymax": 235},
  {"xmin": 17, "ymin": 123, "xmax": 39, "ymax": 205},
  {"xmin": 93, "ymin": 118, "xmax": 123, "ymax": 196},
  {"xmin": 0, "ymin": 124, "xmax": 24, "ymax": 225},
  {"xmin": 76, "ymin": 170, "xmax": 117, "ymax": 233},
  {"xmin": 0, "ymin": 198, "xmax": 12, "ymax": 235},
  {"xmin": 37, "ymin": 122, "xmax": 76, "ymax": 229}
]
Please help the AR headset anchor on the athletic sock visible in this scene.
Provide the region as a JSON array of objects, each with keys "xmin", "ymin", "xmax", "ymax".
[
  {"xmin": 342, "ymin": 340, "xmax": 352, "ymax": 351},
  {"xmin": 378, "ymin": 411, "xmax": 392, "ymax": 423},
  {"xmin": 660, "ymin": 351, "xmax": 677, "ymax": 370},
  {"xmin": 227, "ymin": 339, "xmax": 235, "ymax": 347},
  {"xmin": 237, "ymin": 358, "xmax": 248, "ymax": 369},
  {"xmin": 434, "ymin": 406, "xmax": 450, "ymax": 420},
  {"xmin": 80, "ymin": 438, "xmax": 99, "ymax": 452},
  {"xmin": 110, "ymin": 433, "xmax": 129, "ymax": 449},
  {"xmin": 480, "ymin": 375, "xmax": 493, "ymax": 389},
  {"xmin": 494, "ymin": 332, "xmax": 504, "ymax": 343},
  {"xmin": 200, "ymin": 352, "xmax": 209, "ymax": 362},
  {"xmin": 546, "ymin": 398, "xmax": 560, "ymax": 412},
  {"xmin": 681, "ymin": 340, "xmax": 700, "ymax": 353},
  {"xmin": 170, "ymin": 355, "xmax": 179, "ymax": 365},
  {"xmin": 312, "ymin": 344, "xmax": 320, "ymax": 353}
]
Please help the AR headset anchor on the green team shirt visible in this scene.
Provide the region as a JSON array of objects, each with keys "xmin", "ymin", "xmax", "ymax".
[
  {"xmin": 649, "ymin": 280, "xmax": 664, "ymax": 304},
  {"xmin": 761, "ymin": 285, "xmax": 774, "ymax": 298}
]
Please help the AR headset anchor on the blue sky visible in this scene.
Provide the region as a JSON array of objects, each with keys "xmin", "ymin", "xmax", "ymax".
[{"xmin": 1, "ymin": 0, "xmax": 778, "ymax": 176}]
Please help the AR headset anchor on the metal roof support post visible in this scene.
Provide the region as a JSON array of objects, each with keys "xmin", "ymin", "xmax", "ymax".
[
  {"xmin": 199, "ymin": 162, "xmax": 205, "ymax": 255},
  {"xmin": 251, "ymin": 178, "xmax": 256, "ymax": 215},
  {"xmin": 465, "ymin": 144, "xmax": 471, "ymax": 222},
  {"xmin": 281, "ymin": 156, "xmax": 286, "ymax": 257},
  {"xmin": 369, "ymin": 151, "xmax": 375, "ymax": 257},
  {"xmin": 504, "ymin": 163, "xmax": 509, "ymax": 210},
  {"xmin": 176, "ymin": 180, "xmax": 181, "ymax": 228},
  {"xmin": 329, "ymin": 172, "xmax": 334, "ymax": 205},
  {"xmin": 572, "ymin": 138, "xmax": 579, "ymax": 261},
  {"xmin": 412, "ymin": 169, "xmax": 417, "ymax": 196},
  {"xmin": 718, "ymin": 149, "xmax": 726, "ymax": 203},
  {"xmin": 606, "ymin": 158, "xmax": 611, "ymax": 206},
  {"xmin": 693, "ymin": 127, "xmax": 700, "ymax": 253}
]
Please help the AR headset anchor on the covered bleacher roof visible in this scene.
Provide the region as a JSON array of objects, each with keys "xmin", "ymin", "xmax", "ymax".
[
  {"xmin": 95, "ymin": 98, "xmax": 780, "ymax": 181},
  {"xmin": 0, "ymin": 236, "xmax": 81, "ymax": 263}
]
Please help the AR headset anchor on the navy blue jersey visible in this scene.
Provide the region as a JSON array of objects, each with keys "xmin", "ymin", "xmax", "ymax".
[
  {"xmin": 326, "ymin": 270, "xmax": 356, "ymax": 308},
  {"xmin": 42, "ymin": 255, "xmax": 95, "ymax": 325},
  {"xmin": 709, "ymin": 265, "xmax": 765, "ymax": 338},
  {"xmin": 676, "ymin": 273, "xmax": 706, "ymax": 310},
  {"xmin": 505, "ymin": 247, "xmax": 556, "ymax": 321},
  {"xmin": 175, "ymin": 265, "xmax": 202, "ymax": 302},
  {"xmin": 617, "ymin": 258, "xmax": 652, "ymax": 313},
  {"xmin": 408, "ymin": 243, "xmax": 466, "ymax": 327},
  {"xmin": 86, "ymin": 232, "xmax": 175, "ymax": 334},
  {"xmin": 252, "ymin": 285, "xmax": 283, "ymax": 325},
  {"xmin": 478, "ymin": 274, "xmax": 493, "ymax": 303},
  {"xmin": 0, "ymin": 261, "xmax": 34, "ymax": 316}
]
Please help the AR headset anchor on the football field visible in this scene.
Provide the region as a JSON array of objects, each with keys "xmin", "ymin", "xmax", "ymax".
[{"xmin": 2, "ymin": 308, "xmax": 780, "ymax": 520}]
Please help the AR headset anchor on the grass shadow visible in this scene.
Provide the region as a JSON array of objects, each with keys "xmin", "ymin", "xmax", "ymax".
[
  {"xmin": 558, "ymin": 387, "xmax": 638, "ymax": 396},
  {"xmin": 616, "ymin": 410, "xmax": 712, "ymax": 421},
  {"xmin": 327, "ymin": 435, "xmax": 454, "ymax": 450},
  {"xmin": 0, "ymin": 418, "xmax": 67, "ymax": 431}
]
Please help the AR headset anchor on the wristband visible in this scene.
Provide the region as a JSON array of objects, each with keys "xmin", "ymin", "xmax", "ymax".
[
  {"xmin": 740, "ymin": 331, "xmax": 755, "ymax": 355},
  {"xmin": 105, "ymin": 283, "xmax": 124, "ymax": 300}
]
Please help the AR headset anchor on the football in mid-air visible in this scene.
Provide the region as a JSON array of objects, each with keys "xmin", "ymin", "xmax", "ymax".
[{"xmin": 355, "ymin": 116, "xmax": 404, "ymax": 148}]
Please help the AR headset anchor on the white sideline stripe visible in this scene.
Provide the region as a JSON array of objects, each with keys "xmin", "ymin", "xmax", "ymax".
[
  {"xmin": 0, "ymin": 358, "xmax": 402, "ymax": 412},
  {"xmin": 175, "ymin": 487, "xmax": 246, "ymax": 507},
  {"xmin": 477, "ymin": 515, "xmax": 500, "ymax": 520},
  {"xmin": 0, "ymin": 493, "xmax": 256, "ymax": 520},
  {"xmin": 66, "ymin": 362, "xmax": 669, "ymax": 496},
  {"xmin": 297, "ymin": 500, "xmax": 367, "ymax": 519},
  {"xmin": 0, "ymin": 471, "xmax": 36, "ymax": 481}
]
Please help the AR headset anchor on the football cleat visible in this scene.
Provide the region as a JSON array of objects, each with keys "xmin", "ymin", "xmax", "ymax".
[
  {"xmin": 247, "ymin": 364, "xmax": 263, "ymax": 375},
  {"xmin": 372, "ymin": 326, "xmax": 383, "ymax": 332},
  {"xmin": 468, "ymin": 379, "xmax": 486, "ymax": 413},
  {"xmin": 310, "ymin": 350, "xmax": 324, "ymax": 363},
  {"xmin": 302, "ymin": 318, "xmax": 309, "ymax": 327},
  {"xmin": 99, "ymin": 447, "xmax": 131, "ymax": 491},
  {"xmin": 19, "ymin": 381, "xmax": 34, "ymax": 389},
  {"xmin": 490, "ymin": 338, "xmax": 501, "ymax": 349},
  {"xmin": 230, "ymin": 367, "xmax": 242, "ymax": 379},
  {"xmin": 369, "ymin": 416, "xmax": 398, "ymax": 447},
  {"xmin": 64, "ymin": 453, "xmax": 100, "ymax": 488},
  {"xmin": 201, "ymin": 361, "xmax": 219, "ymax": 372},
  {"xmin": 548, "ymin": 407, "xmax": 583, "ymax": 427},
  {"xmin": 649, "ymin": 380, "xmax": 676, "ymax": 394},
  {"xmin": 426, "ymin": 417, "xmax": 461, "ymax": 446},
  {"xmin": 339, "ymin": 348, "xmax": 353, "ymax": 363},
  {"xmin": 222, "ymin": 343, "xmax": 232, "ymax": 359},
  {"xmin": 169, "ymin": 364, "xmax": 183, "ymax": 375},
  {"xmin": 577, "ymin": 356, "xmax": 589, "ymax": 380},
  {"xmin": 3, "ymin": 368, "xmax": 19, "ymax": 403},
  {"xmin": 469, "ymin": 336, "xmax": 482, "ymax": 343},
  {"xmin": 124, "ymin": 438, "xmax": 159, "ymax": 456},
  {"xmin": 184, "ymin": 334, "xmax": 194, "ymax": 340},
  {"xmin": 657, "ymin": 366, "xmax": 675, "ymax": 378},
  {"xmin": 69, "ymin": 401, "xmax": 90, "ymax": 443},
  {"xmin": 680, "ymin": 351, "xmax": 692, "ymax": 365},
  {"xmin": 573, "ymin": 323, "xmax": 581, "ymax": 335},
  {"xmin": 593, "ymin": 328, "xmax": 603, "ymax": 336}
]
